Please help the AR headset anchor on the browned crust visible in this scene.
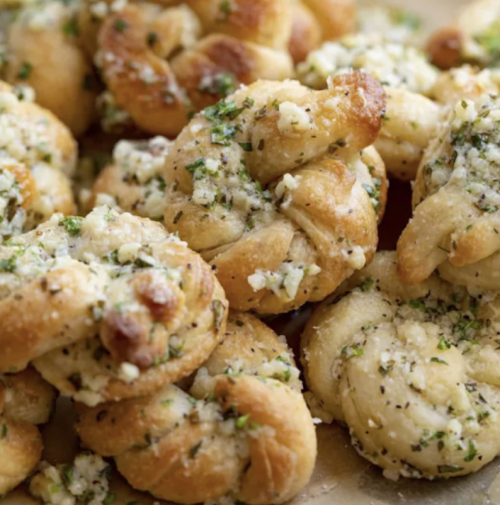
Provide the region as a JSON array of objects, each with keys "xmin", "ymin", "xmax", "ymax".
[
  {"xmin": 98, "ymin": 5, "xmax": 191, "ymax": 137},
  {"xmin": 427, "ymin": 27, "xmax": 463, "ymax": 70}
]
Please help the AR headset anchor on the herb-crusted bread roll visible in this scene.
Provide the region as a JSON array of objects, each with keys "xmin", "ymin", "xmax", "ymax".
[
  {"xmin": 297, "ymin": 33, "xmax": 439, "ymax": 180},
  {"xmin": 85, "ymin": 0, "xmax": 294, "ymax": 136},
  {"xmin": 76, "ymin": 312, "xmax": 317, "ymax": 505},
  {"xmin": 398, "ymin": 91, "xmax": 500, "ymax": 287},
  {"xmin": 0, "ymin": 206, "xmax": 228, "ymax": 406},
  {"xmin": 427, "ymin": 0, "xmax": 500, "ymax": 70},
  {"xmin": 288, "ymin": 0, "xmax": 356, "ymax": 64},
  {"xmin": 161, "ymin": 73, "xmax": 386, "ymax": 314},
  {"xmin": 302, "ymin": 251, "xmax": 500, "ymax": 480},
  {"xmin": 0, "ymin": 367, "xmax": 55, "ymax": 495},
  {"xmin": 0, "ymin": 82, "xmax": 76, "ymax": 242},
  {"xmin": 3, "ymin": 0, "xmax": 98, "ymax": 137}
]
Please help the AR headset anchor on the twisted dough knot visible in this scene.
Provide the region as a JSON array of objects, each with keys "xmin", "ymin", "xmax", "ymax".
[
  {"xmin": 0, "ymin": 368, "xmax": 55, "ymax": 495},
  {"xmin": 376, "ymin": 67, "xmax": 500, "ymax": 180},
  {"xmin": 302, "ymin": 251, "xmax": 500, "ymax": 480},
  {"xmin": 0, "ymin": 82, "xmax": 76, "ymax": 241},
  {"xmin": 398, "ymin": 90, "xmax": 500, "ymax": 288},
  {"xmin": 76, "ymin": 312, "xmax": 316, "ymax": 505},
  {"xmin": 0, "ymin": 206, "xmax": 228, "ymax": 406},
  {"xmin": 427, "ymin": 0, "xmax": 500, "ymax": 70},
  {"xmin": 163, "ymin": 73, "xmax": 387, "ymax": 314},
  {"xmin": 297, "ymin": 34, "xmax": 440, "ymax": 180},
  {"xmin": 3, "ymin": 1, "xmax": 98, "ymax": 137},
  {"xmin": 92, "ymin": 0, "xmax": 294, "ymax": 137},
  {"xmin": 288, "ymin": 0, "xmax": 356, "ymax": 64}
]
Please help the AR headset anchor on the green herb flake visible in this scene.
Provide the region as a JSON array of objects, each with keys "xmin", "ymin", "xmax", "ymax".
[
  {"xmin": 185, "ymin": 158, "xmax": 205, "ymax": 174},
  {"xmin": 464, "ymin": 439, "xmax": 478, "ymax": 462},
  {"xmin": 189, "ymin": 440, "xmax": 203, "ymax": 458},
  {"xmin": 341, "ymin": 346, "xmax": 364, "ymax": 360},
  {"xmin": 60, "ymin": 216, "xmax": 83, "ymax": 237},
  {"xmin": 210, "ymin": 123, "xmax": 238, "ymax": 146},
  {"xmin": 359, "ymin": 277, "xmax": 374, "ymax": 292},
  {"xmin": 243, "ymin": 97, "xmax": 255, "ymax": 108},
  {"xmin": 62, "ymin": 19, "xmax": 78, "ymax": 36},
  {"xmin": 236, "ymin": 414, "xmax": 250, "ymax": 428},
  {"xmin": 114, "ymin": 19, "xmax": 128, "ymax": 32},
  {"xmin": 430, "ymin": 357, "xmax": 448, "ymax": 366},
  {"xmin": 239, "ymin": 142, "xmax": 253, "ymax": 152},
  {"xmin": 147, "ymin": 32, "xmax": 158, "ymax": 46},
  {"xmin": 62, "ymin": 465, "xmax": 73, "ymax": 485},
  {"xmin": 0, "ymin": 256, "xmax": 16, "ymax": 273},
  {"xmin": 437, "ymin": 338, "xmax": 451, "ymax": 350},
  {"xmin": 17, "ymin": 62, "xmax": 32, "ymax": 80},
  {"xmin": 1, "ymin": 425, "xmax": 7, "ymax": 439},
  {"xmin": 104, "ymin": 492, "xmax": 117, "ymax": 504},
  {"xmin": 409, "ymin": 299, "xmax": 426, "ymax": 311}
]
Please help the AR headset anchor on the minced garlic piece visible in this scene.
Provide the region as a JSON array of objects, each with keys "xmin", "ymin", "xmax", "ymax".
[
  {"xmin": 275, "ymin": 173, "xmax": 300, "ymax": 199},
  {"xmin": 29, "ymin": 454, "xmax": 112, "ymax": 505},
  {"xmin": 345, "ymin": 246, "xmax": 367, "ymax": 270},
  {"xmin": 248, "ymin": 262, "xmax": 321, "ymax": 299},
  {"xmin": 118, "ymin": 362, "xmax": 140, "ymax": 383},
  {"xmin": 277, "ymin": 102, "xmax": 312, "ymax": 133}
]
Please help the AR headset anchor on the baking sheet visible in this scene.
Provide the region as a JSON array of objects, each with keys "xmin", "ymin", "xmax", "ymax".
[{"xmin": 7, "ymin": 0, "xmax": 497, "ymax": 504}]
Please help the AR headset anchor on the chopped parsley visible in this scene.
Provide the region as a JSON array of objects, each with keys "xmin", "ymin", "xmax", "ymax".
[
  {"xmin": 189, "ymin": 441, "xmax": 203, "ymax": 458},
  {"xmin": 60, "ymin": 216, "xmax": 83, "ymax": 237},
  {"xmin": 235, "ymin": 414, "xmax": 250, "ymax": 428},
  {"xmin": 114, "ymin": 19, "xmax": 128, "ymax": 32},
  {"xmin": 359, "ymin": 277, "xmax": 374, "ymax": 292},
  {"xmin": 62, "ymin": 19, "xmax": 78, "ymax": 36},
  {"xmin": 210, "ymin": 123, "xmax": 238, "ymax": 146},
  {"xmin": 219, "ymin": 0, "xmax": 232, "ymax": 19},
  {"xmin": 17, "ymin": 62, "xmax": 32, "ymax": 80},
  {"xmin": 199, "ymin": 72, "xmax": 236, "ymax": 97},
  {"xmin": 430, "ymin": 357, "xmax": 448, "ymax": 365},
  {"xmin": 104, "ymin": 492, "xmax": 116, "ymax": 504},
  {"xmin": 464, "ymin": 439, "xmax": 477, "ymax": 462},
  {"xmin": 0, "ymin": 256, "xmax": 16, "ymax": 273},
  {"xmin": 185, "ymin": 158, "xmax": 206, "ymax": 175},
  {"xmin": 341, "ymin": 345, "xmax": 364, "ymax": 359},
  {"xmin": 437, "ymin": 337, "xmax": 451, "ymax": 350},
  {"xmin": 409, "ymin": 299, "xmax": 426, "ymax": 311}
]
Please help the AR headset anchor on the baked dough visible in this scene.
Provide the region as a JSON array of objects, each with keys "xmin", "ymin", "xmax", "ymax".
[
  {"xmin": 77, "ymin": 312, "xmax": 317, "ymax": 505},
  {"xmin": 0, "ymin": 82, "xmax": 76, "ymax": 242},
  {"xmin": 162, "ymin": 74, "xmax": 386, "ymax": 313},
  {"xmin": 84, "ymin": 0, "xmax": 294, "ymax": 136},
  {"xmin": 3, "ymin": 0, "xmax": 98, "ymax": 137},
  {"xmin": 297, "ymin": 33, "xmax": 439, "ymax": 180},
  {"xmin": 0, "ymin": 206, "xmax": 228, "ymax": 406},
  {"xmin": 398, "ymin": 89, "xmax": 500, "ymax": 287},
  {"xmin": 288, "ymin": 0, "xmax": 356, "ymax": 64},
  {"xmin": 427, "ymin": 0, "xmax": 500, "ymax": 70},
  {"xmin": 302, "ymin": 251, "xmax": 500, "ymax": 480},
  {"xmin": 0, "ymin": 367, "xmax": 55, "ymax": 495}
]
